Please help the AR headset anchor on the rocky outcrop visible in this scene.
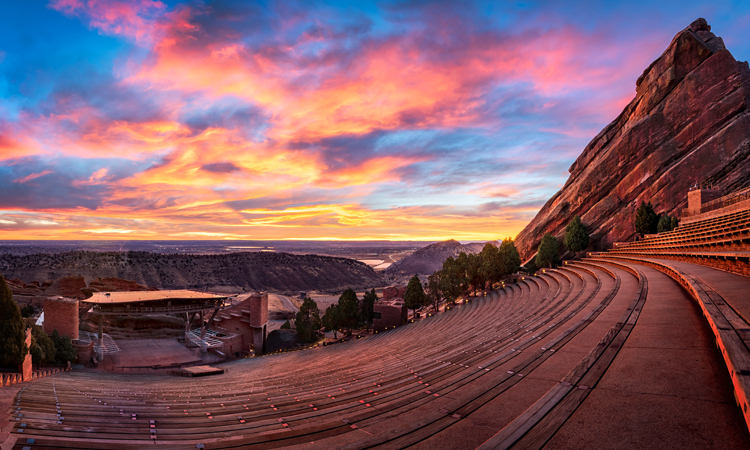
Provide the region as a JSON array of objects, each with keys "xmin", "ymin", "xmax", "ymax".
[
  {"xmin": 516, "ymin": 18, "xmax": 750, "ymax": 261},
  {"xmin": 385, "ymin": 239, "xmax": 478, "ymax": 276},
  {"xmin": 0, "ymin": 251, "xmax": 383, "ymax": 293}
]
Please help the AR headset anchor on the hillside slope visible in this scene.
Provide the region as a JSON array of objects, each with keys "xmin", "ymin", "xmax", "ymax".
[
  {"xmin": 0, "ymin": 251, "xmax": 382, "ymax": 293},
  {"xmin": 516, "ymin": 18, "xmax": 750, "ymax": 261},
  {"xmin": 385, "ymin": 239, "xmax": 478, "ymax": 276}
]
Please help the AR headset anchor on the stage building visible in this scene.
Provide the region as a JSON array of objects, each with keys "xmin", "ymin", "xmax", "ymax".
[{"xmin": 38, "ymin": 289, "xmax": 269, "ymax": 366}]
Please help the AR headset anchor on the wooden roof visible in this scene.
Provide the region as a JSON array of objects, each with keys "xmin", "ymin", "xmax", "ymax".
[{"xmin": 83, "ymin": 289, "xmax": 228, "ymax": 304}]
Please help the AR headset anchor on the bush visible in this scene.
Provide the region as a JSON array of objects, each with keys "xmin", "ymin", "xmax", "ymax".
[
  {"xmin": 20, "ymin": 304, "xmax": 35, "ymax": 318},
  {"xmin": 280, "ymin": 320, "xmax": 291, "ymax": 330},
  {"xmin": 657, "ymin": 214, "xmax": 672, "ymax": 233}
]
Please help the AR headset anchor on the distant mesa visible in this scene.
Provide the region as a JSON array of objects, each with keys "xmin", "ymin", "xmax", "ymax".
[
  {"xmin": 0, "ymin": 250, "xmax": 382, "ymax": 295},
  {"xmin": 385, "ymin": 239, "xmax": 479, "ymax": 276},
  {"xmin": 515, "ymin": 18, "xmax": 750, "ymax": 261}
]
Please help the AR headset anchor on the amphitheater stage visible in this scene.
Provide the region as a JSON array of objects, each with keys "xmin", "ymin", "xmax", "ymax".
[
  {"xmin": 114, "ymin": 338, "xmax": 203, "ymax": 369},
  {"xmin": 180, "ymin": 365, "xmax": 225, "ymax": 377}
]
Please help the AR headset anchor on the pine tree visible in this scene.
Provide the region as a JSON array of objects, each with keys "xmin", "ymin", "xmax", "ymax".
[
  {"xmin": 635, "ymin": 201, "xmax": 658, "ymax": 237},
  {"xmin": 337, "ymin": 289, "xmax": 360, "ymax": 336},
  {"xmin": 322, "ymin": 304, "xmax": 341, "ymax": 339},
  {"xmin": 564, "ymin": 215, "xmax": 590, "ymax": 256},
  {"xmin": 31, "ymin": 326, "xmax": 55, "ymax": 366},
  {"xmin": 404, "ymin": 275, "xmax": 428, "ymax": 317},
  {"xmin": 479, "ymin": 243, "xmax": 500, "ymax": 287},
  {"xmin": 0, "ymin": 276, "xmax": 28, "ymax": 367},
  {"xmin": 427, "ymin": 271, "xmax": 443, "ymax": 311},
  {"xmin": 498, "ymin": 238, "xmax": 521, "ymax": 279},
  {"xmin": 361, "ymin": 289, "xmax": 377, "ymax": 328},
  {"xmin": 536, "ymin": 233, "xmax": 559, "ymax": 269},
  {"xmin": 294, "ymin": 297, "xmax": 321, "ymax": 343},
  {"xmin": 657, "ymin": 214, "xmax": 672, "ymax": 233}
]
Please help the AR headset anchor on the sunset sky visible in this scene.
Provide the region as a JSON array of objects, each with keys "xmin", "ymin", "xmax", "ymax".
[{"xmin": 1, "ymin": 1, "xmax": 748, "ymax": 241}]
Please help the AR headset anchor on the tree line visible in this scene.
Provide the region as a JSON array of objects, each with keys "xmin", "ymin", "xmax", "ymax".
[
  {"xmin": 0, "ymin": 276, "xmax": 75, "ymax": 369},
  {"xmin": 293, "ymin": 287, "xmax": 379, "ymax": 342},
  {"xmin": 530, "ymin": 203, "xmax": 679, "ymax": 271},
  {"xmin": 426, "ymin": 238, "xmax": 522, "ymax": 307}
]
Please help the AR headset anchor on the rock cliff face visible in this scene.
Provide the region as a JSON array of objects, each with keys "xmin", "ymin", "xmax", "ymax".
[{"xmin": 516, "ymin": 18, "xmax": 750, "ymax": 261}]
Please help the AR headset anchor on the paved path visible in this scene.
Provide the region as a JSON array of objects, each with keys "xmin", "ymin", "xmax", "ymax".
[
  {"xmin": 545, "ymin": 263, "xmax": 750, "ymax": 449},
  {"xmin": 277, "ymin": 294, "xmax": 300, "ymax": 313},
  {"xmin": 642, "ymin": 257, "xmax": 750, "ymax": 324}
]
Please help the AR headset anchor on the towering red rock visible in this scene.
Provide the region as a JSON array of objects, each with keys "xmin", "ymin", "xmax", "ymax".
[{"xmin": 515, "ymin": 18, "xmax": 750, "ymax": 261}]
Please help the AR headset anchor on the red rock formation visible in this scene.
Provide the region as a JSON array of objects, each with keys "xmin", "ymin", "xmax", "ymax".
[
  {"xmin": 88, "ymin": 277, "xmax": 157, "ymax": 292},
  {"xmin": 516, "ymin": 18, "xmax": 750, "ymax": 261}
]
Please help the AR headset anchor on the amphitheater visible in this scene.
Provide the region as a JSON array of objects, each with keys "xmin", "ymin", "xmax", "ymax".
[{"xmin": 3, "ymin": 197, "xmax": 750, "ymax": 449}]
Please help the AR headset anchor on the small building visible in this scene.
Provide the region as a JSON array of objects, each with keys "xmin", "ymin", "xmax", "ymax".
[
  {"xmin": 686, "ymin": 186, "xmax": 724, "ymax": 216},
  {"xmin": 211, "ymin": 292, "xmax": 269, "ymax": 355},
  {"xmin": 373, "ymin": 298, "xmax": 407, "ymax": 332}
]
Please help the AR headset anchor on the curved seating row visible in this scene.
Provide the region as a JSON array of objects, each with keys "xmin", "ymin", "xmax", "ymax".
[
  {"xmin": 595, "ymin": 204, "xmax": 750, "ymax": 437},
  {"xmin": 9, "ymin": 263, "xmax": 643, "ymax": 449}
]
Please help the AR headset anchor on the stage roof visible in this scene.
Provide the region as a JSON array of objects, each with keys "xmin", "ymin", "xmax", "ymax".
[{"xmin": 84, "ymin": 289, "xmax": 228, "ymax": 305}]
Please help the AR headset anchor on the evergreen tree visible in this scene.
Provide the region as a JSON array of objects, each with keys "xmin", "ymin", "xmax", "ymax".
[
  {"xmin": 479, "ymin": 243, "xmax": 500, "ymax": 287},
  {"xmin": 498, "ymin": 238, "xmax": 522, "ymax": 279},
  {"xmin": 20, "ymin": 304, "xmax": 35, "ymax": 318},
  {"xmin": 455, "ymin": 252, "xmax": 471, "ymax": 294},
  {"xmin": 564, "ymin": 215, "xmax": 590, "ymax": 256},
  {"xmin": 440, "ymin": 256, "xmax": 465, "ymax": 303},
  {"xmin": 427, "ymin": 271, "xmax": 443, "ymax": 311},
  {"xmin": 294, "ymin": 297, "xmax": 321, "ymax": 343},
  {"xmin": 404, "ymin": 275, "xmax": 428, "ymax": 317},
  {"xmin": 670, "ymin": 216, "xmax": 679, "ymax": 231},
  {"xmin": 465, "ymin": 253, "xmax": 483, "ymax": 295},
  {"xmin": 50, "ymin": 329, "xmax": 76, "ymax": 364},
  {"xmin": 657, "ymin": 214, "xmax": 672, "ymax": 233},
  {"xmin": 31, "ymin": 326, "xmax": 55, "ymax": 366},
  {"xmin": 337, "ymin": 288, "xmax": 360, "ymax": 336},
  {"xmin": 536, "ymin": 233, "xmax": 559, "ymax": 269},
  {"xmin": 280, "ymin": 320, "xmax": 291, "ymax": 329},
  {"xmin": 635, "ymin": 201, "xmax": 659, "ymax": 236},
  {"xmin": 361, "ymin": 289, "xmax": 377, "ymax": 328},
  {"xmin": 322, "ymin": 304, "xmax": 341, "ymax": 339},
  {"xmin": 0, "ymin": 276, "xmax": 28, "ymax": 367}
]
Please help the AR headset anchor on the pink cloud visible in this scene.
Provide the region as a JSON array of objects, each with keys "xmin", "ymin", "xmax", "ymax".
[
  {"xmin": 49, "ymin": 0, "xmax": 168, "ymax": 45},
  {"xmin": 14, "ymin": 170, "xmax": 53, "ymax": 184}
]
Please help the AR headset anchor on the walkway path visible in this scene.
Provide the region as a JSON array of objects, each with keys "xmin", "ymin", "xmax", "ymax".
[
  {"xmin": 545, "ymin": 263, "xmax": 750, "ymax": 449},
  {"xmin": 640, "ymin": 257, "xmax": 750, "ymax": 323}
]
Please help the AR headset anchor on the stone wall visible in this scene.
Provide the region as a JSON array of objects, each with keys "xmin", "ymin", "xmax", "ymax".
[
  {"xmin": 43, "ymin": 297, "xmax": 79, "ymax": 340},
  {"xmin": 247, "ymin": 292, "xmax": 268, "ymax": 328}
]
